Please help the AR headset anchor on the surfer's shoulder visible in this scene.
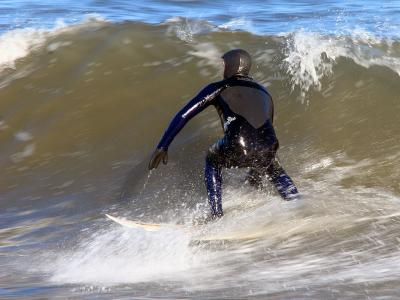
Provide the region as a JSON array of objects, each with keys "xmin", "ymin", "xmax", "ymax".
[
  {"xmin": 194, "ymin": 80, "xmax": 228, "ymax": 101},
  {"xmin": 202, "ymin": 79, "xmax": 227, "ymax": 92}
]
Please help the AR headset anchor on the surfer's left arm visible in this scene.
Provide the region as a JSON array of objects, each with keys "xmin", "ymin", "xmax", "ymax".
[{"xmin": 149, "ymin": 82, "xmax": 225, "ymax": 170}]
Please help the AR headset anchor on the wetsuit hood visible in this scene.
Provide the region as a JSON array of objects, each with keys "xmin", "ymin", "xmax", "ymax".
[{"xmin": 222, "ymin": 49, "xmax": 252, "ymax": 79}]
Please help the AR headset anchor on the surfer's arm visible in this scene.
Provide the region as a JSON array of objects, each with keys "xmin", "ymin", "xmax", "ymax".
[
  {"xmin": 156, "ymin": 82, "xmax": 224, "ymax": 150},
  {"xmin": 270, "ymin": 96, "xmax": 274, "ymax": 124}
]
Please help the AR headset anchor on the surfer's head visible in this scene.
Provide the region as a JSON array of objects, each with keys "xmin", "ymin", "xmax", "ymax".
[{"xmin": 222, "ymin": 49, "xmax": 252, "ymax": 79}]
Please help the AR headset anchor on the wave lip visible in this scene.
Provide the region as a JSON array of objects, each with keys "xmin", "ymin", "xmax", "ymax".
[
  {"xmin": 2, "ymin": 16, "xmax": 399, "ymax": 99},
  {"xmin": 283, "ymin": 29, "xmax": 400, "ymax": 97},
  {"xmin": 0, "ymin": 28, "xmax": 48, "ymax": 72},
  {"xmin": 0, "ymin": 16, "xmax": 107, "ymax": 74}
]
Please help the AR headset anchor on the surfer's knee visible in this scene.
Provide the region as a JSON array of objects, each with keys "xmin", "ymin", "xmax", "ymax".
[
  {"xmin": 205, "ymin": 145, "xmax": 222, "ymax": 168},
  {"xmin": 205, "ymin": 150, "xmax": 214, "ymax": 165}
]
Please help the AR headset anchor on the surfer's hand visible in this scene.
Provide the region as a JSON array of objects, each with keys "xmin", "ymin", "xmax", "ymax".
[{"xmin": 148, "ymin": 148, "xmax": 168, "ymax": 170}]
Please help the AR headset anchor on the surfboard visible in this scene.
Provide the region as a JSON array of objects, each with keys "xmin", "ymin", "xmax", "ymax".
[
  {"xmin": 105, "ymin": 214, "xmax": 263, "ymax": 241},
  {"xmin": 105, "ymin": 214, "xmax": 187, "ymax": 232}
]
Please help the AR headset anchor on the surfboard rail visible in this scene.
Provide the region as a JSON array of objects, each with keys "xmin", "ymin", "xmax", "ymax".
[
  {"xmin": 105, "ymin": 214, "xmax": 186, "ymax": 231},
  {"xmin": 105, "ymin": 214, "xmax": 264, "ymax": 241}
]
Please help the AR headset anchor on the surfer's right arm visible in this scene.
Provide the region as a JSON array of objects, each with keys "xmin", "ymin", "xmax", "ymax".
[{"xmin": 149, "ymin": 82, "xmax": 225, "ymax": 170}]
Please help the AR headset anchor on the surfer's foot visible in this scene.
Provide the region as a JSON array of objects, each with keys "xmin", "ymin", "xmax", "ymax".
[
  {"xmin": 285, "ymin": 193, "xmax": 301, "ymax": 201},
  {"xmin": 283, "ymin": 194, "xmax": 304, "ymax": 209},
  {"xmin": 203, "ymin": 212, "xmax": 223, "ymax": 223},
  {"xmin": 213, "ymin": 211, "xmax": 223, "ymax": 218}
]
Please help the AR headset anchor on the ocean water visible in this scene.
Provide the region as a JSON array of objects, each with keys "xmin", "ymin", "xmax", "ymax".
[
  {"xmin": 1, "ymin": 0, "xmax": 399, "ymax": 37},
  {"xmin": 1, "ymin": 1, "xmax": 400, "ymax": 299}
]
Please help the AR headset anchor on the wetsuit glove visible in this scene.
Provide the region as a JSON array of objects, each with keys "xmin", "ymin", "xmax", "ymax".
[{"xmin": 148, "ymin": 148, "xmax": 168, "ymax": 170}]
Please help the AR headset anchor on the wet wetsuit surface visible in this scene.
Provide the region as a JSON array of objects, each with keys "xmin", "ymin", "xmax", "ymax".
[{"xmin": 157, "ymin": 75, "xmax": 299, "ymax": 217}]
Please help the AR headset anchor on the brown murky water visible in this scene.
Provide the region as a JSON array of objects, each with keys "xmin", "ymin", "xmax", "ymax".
[{"xmin": 1, "ymin": 20, "xmax": 400, "ymax": 299}]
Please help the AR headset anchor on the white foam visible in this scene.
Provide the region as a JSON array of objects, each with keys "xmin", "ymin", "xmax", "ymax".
[
  {"xmin": 0, "ymin": 16, "xmax": 107, "ymax": 74},
  {"xmin": 304, "ymin": 157, "xmax": 334, "ymax": 172},
  {"xmin": 283, "ymin": 30, "xmax": 348, "ymax": 98},
  {"xmin": 50, "ymin": 226, "xmax": 197, "ymax": 285},
  {"xmin": 10, "ymin": 143, "xmax": 36, "ymax": 163},
  {"xmin": 188, "ymin": 42, "xmax": 222, "ymax": 68},
  {"xmin": 0, "ymin": 119, "xmax": 8, "ymax": 130},
  {"xmin": 38, "ymin": 165, "xmax": 400, "ymax": 294},
  {"xmin": 14, "ymin": 131, "xmax": 33, "ymax": 142},
  {"xmin": 219, "ymin": 17, "xmax": 257, "ymax": 33},
  {"xmin": 165, "ymin": 17, "xmax": 215, "ymax": 43},
  {"xmin": 46, "ymin": 41, "xmax": 72, "ymax": 52},
  {"xmin": 283, "ymin": 29, "xmax": 400, "ymax": 99},
  {"xmin": 0, "ymin": 28, "xmax": 48, "ymax": 72}
]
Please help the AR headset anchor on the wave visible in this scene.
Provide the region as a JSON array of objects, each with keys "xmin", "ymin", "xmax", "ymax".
[
  {"xmin": 0, "ymin": 19, "xmax": 399, "ymax": 194},
  {"xmin": 1, "ymin": 17, "xmax": 399, "ymax": 93},
  {"xmin": 1, "ymin": 17, "xmax": 400, "ymax": 298}
]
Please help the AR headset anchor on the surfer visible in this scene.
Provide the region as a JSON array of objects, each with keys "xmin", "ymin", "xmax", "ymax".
[{"xmin": 149, "ymin": 49, "xmax": 299, "ymax": 218}]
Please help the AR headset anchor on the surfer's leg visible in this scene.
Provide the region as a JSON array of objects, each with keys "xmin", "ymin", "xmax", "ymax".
[
  {"xmin": 205, "ymin": 144, "xmax": 224, "ymax": 217},
  {"xmin": 266, "ymin": 158, "xmax": 299, "ymax": 200}
]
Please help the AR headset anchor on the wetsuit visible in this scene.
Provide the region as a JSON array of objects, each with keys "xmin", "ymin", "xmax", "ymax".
[{"xmin": 155, "ymin": 75, "xmax": 299, "ymax": 217}]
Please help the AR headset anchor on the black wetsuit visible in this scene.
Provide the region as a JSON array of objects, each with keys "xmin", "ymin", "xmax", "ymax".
[{"xmin": 157, "ymin": 75, "xmax": 299, "ymax": 217}]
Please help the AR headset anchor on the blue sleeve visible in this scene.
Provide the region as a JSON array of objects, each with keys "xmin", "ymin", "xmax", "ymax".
[{"xmin": 157, "ymin": 82, "xmax": 225, "ymax": 150}]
